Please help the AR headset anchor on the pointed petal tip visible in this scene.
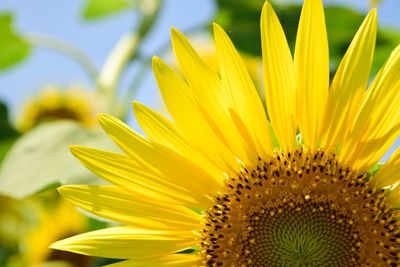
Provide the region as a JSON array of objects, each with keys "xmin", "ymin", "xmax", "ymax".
[
  {"xmin": 49, "ymin": 238, "xmax": 70, "ymax": 251},
  {"xmin": 97, "ymin": 113, "xmax": 126, "ymax": 140},
  {"xmin": 152, "ymin": 56, "xmax": 170, "ymax": 77},
  {"xmin": 96, "ymin": 113, "xmax": 110, "ymax": 124},
  {"xmin": 57, "ymin": 184, "xmax": 88, "ymax": 199},
  {"xmin": 260, "ymin": 1, "xmax": 279, "ymax": 31},
  {"xmin": 49, "ymin": 237, "xmax": 87, "ymax": 256},
  {"xmin": 212, "ymin": 23, "xmax": 232, "ymax": 44},
  {"xmin": 212, "ymin": 23, "xmax": 228, "ymax": 42},
  {"xmin": 170, "ymin": 27, "xmax": 180, "ymax": 35},
  {"xmin": 97, "ymin": 113, "xmax": 120, "ymax": 129},
  {"xmin": 132, "ymin": 101, "xmax": 147, "ymax": 117},
  {"xmin": 56, "ymin": 185, "xmax": 68, "ymax": 195},
  {"xmin": 366, "ymin": 8, "xmax": 378, "ymax": 23},
  {"xmin": 151, "ymin": 55, "xmax": 160, "ymax": 62},
  {"xmin": 131, "ymin": 100, "xmax": 141, "ymax": 109},
  {"xmin": 49, "ymin": 240, "xmax": 61, "ymax": 250},
  {"xmin": 261, "ymin": 0, "xmax": 272, "ymax": 13},
  {"xmin": 170, "ymin": 27, "xmax": 185, "ymax": 42},
  {"xmin": 57, "ymin": 185, "xmax": 76, "ymax": 198},
  {"xmin": 69, "ymin": 145, "xmax": 88, "ymax": 158},
  {"xmin": 69, "ymin": 144, "xmax": 81, "ymax": 152},
  {"xmin": 212, "ymin": 22, "xmax": 222, "ymax": 32},
  {"xmin": 151, "ymin": 55, "xmax": 163, "ymax": 70}
]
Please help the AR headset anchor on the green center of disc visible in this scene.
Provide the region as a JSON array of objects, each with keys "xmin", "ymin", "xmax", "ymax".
[{"xmin": 236, "ymin": 199, "xmax": 360, "ymax": 266}]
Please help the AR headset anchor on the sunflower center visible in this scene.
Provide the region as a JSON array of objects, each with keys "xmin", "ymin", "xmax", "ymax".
[
  {"xmin": 236, "ymin": 196, "xmax": 360, "ymax": 266},
  {"xmin": 35, "ymin": 108, "xmax": 82, "ymax": 124},
  {"xmin": 200, "ymin": 148, "xmax": 400, "ymax": 266}
]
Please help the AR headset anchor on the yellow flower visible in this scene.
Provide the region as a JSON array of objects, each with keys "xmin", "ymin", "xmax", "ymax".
[
  {"xmin": 20, "ymin": 200, "xmax": 87, "ymax": 266},
  {"xmin": 20, "ymin": 195, "xmax": 90, "ymax": 267},
  {"xmin": 0, "ymin": 195, "xmax": 21, "ymax": 247},
  {"xmin": 16, "ymin": 86, "xmax": 102, "ymax": 133},
  {"xmin": 52, "ymin": 0, "xmax": 400, "ymax": 265},
  {"xmin": 0, "ymin": 192, "xmax": 90, "ymax": 267}
]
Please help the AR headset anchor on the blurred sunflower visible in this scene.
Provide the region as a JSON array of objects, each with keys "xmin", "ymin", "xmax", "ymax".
[
  {"xmin": 0, "ymin": 195, "xmax": 21, "ymax": 255},
  {"xmin": 51, "ymin": 0, "xmax": 400, "ymax": 265},
  {"xmin": 16, "ymin": 86, "xmax": 101, "ymax": 133},
  {"xmin": 13, "ymin": 193, "xmax": 91, "ymax": 267}
]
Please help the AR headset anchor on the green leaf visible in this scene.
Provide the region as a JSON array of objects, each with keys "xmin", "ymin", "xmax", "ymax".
[
  {"xmin": 88, "ymin": 216, "xmax": 109, "ymax": 231},
  {"xmin": 0, "ymin": 13, "xmax": 30, "ymax": 71},
  {"xmin": 0, "ymin": 102, "xmax": 19, "ymax": 164},
  {"xmin": 0, "ymin": 121, "xmax": 117, "ymax": 199},
  {"xmin": 0, "ymin": 101, "xmax": 18, "ymax": 139},
  {"xmin": 215, "ymin": 0, "xmax": 263, "ymax": 56},
  {"xmin": 82, "ymin": 0, "xmax": 133, "ymax": 20},
  {"xmin": 0, "ymin": 138, "xmax": 17, "ymax": 164},
  {"xmin": 372, "ymin": 28, "xmax": 400, "ymax": 75}
]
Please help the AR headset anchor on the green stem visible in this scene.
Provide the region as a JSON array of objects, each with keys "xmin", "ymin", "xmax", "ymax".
[
  {"xmin": 118, "ymin": 63, "xmax": 150, "ymax": 121},
  {"xmin": 25, "ymin": 33, "xmax": 99, "ymax": 81}
]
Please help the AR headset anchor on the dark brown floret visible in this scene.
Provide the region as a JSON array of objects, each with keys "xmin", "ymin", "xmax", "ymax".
[{"xmin": 200, "ymin": 148, "xmax": 400, "ymax": 266}]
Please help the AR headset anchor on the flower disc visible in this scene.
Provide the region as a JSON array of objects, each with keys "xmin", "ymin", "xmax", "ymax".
[{"xmin": 201, "ymin": 148, "xmax": 400, "ymax": 266}]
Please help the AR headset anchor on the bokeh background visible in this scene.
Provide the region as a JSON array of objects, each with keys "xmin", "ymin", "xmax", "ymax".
[{"xmin": 0, "ymin": 0, "xmax": 399, "ymax": 266}]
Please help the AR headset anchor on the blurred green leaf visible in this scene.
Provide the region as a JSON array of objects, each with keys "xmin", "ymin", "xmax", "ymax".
[
  {"xmin": 88, "ymin": 216, "xmax": 109, "ymax": 231},
  {"xmin": 0, "ymin": 121, "xmax": 116, "ymax": 199},
  {"xmin": 373, "ymin": 28, "xmax": 400, "ymax": 74},
  {"xmin": 215, "ymin": 0, "xmax": 400, "ymax": 75},
  {"xmin": 0, "ymin": 244, "xmax": 17, "ymax": 267},
  {"xmin": 0, "ymin": 138, "xmax": 17, "ymax": 165},
  {"xmin": 82, "ymin": 0, "xmax": 133, "ymax": 20},
  {"xmin": 215, "ymin": 0, "xmax": 263, "ymax": 56},
  {"xmin": 93, "ymin": 258, "xmax": 123, "ymax": 267},
  {"xmin": 0, "ymin": 101, "xmax": 18, "ymax": 139},
  {"xmin": 0, "ymin": 102, "xmax": 19, "ymax": 164},
  {"xmin": 0, "ymin": 13, "xmax": 30, "ymax": 71}
]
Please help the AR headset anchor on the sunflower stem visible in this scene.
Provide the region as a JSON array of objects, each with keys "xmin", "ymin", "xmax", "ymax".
[{"xmin": 25, "ymin": 33, "xmax": 99, "ymax": 81}]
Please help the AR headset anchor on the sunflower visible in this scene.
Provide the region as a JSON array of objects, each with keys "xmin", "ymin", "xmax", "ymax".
[
  {"xmin": 16, "ymin": 86, "xmax": 101, "ymax": 133},
  {"xmin": 51, "ymin": 0, "xmax": 400, "ymax": 265},
  {"xmin": 0, "ymin": 191, "xmax": 90, "ymax": 267},
  {"xmin": 0, "ymin": 195, "xmax": 21, "ymax": 252},
  {"xmin": 19, "ymin": 193, "xmax": 90, "ymax": 267}
]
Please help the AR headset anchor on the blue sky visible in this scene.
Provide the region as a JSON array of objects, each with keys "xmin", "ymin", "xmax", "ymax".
[
  {"xmin": 0, "ymin": 0, "xmax": 216, "ymax": 118},
  {"xmin": 0, "ymin": 0, "xmax": 399, "ymax": 158}
]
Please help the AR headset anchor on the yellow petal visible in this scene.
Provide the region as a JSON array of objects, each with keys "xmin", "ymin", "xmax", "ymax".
[
  {"xmin": 387, "ymin": 185, "xmax": 400, "ymax": 208},
  {"xmin": 105, "ymin": 255, "xmax": 199, "ymax": 267},
  {"xmin": 340, "ymin": 45, "xmax": 400, "ymax": 171},
  {"xmin": 261, "ymin": 1, "xmax": 296, "ymax": 150},
  {"xmin": 213, "ymin": 23, "xmax": 273, "ymax": 158},
  {"xmin": 373, "ymin": 147, "xmax": 400, "ymax": 188},
  {"xmin": 321, "ymin": 9, "xmax": 377, "ymax": 148},
  {"xmin": 58, "ymin": 185, "xmax": 202, "ymax": 230},
  {"xmin": 133, "ymin": 101, "xmax": 224, "ymax": 180},
  {"xmin": 98, "ymin": 113, "xmax": 223, "ymax": 200},
  {"xmin": 152, "ymin": 57, "xmax": 241, "ymax": 172},
  {"xmin": 294, "ymin": 0, "xmax": 329, "ymax": 149},
  {"xmin": 70, "ymin": 145, "xmax": 208, "ymax": 207},
  {"xmin": 50, "ymin": 226, "xmax": 195, "ymax": 260},
  {"xmin": 228, "ymin": 109, "xmax": 258, "ymax": 155},
  {"xmin": 170, "ymin": 29, "xmax": 259, "ymax": 164}
]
